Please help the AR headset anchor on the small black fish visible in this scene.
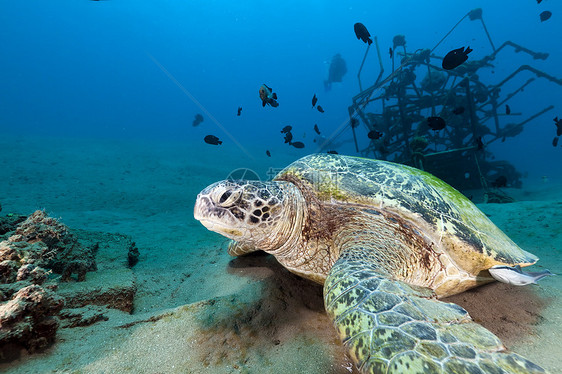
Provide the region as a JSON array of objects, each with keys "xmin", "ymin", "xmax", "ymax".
[
  {"xmin": 327, "ymin": 150, "xmax": 339, "ymax": 154},
  {"xmin": 453, "ymin": 106, "xmax": 465, "ymax": 115},
  {"xmin": 192, "ymin": 113, "xmax": 204, "ymax": 127},
  {"xmin": 368, "ymin": 130, "xmax": 383, "ymax": 139},
  {"xmin": 350, "ymin": 118, "xmax": 359, "ymax": 128},
  {"xmin": 281, "ymin": 125, "xmax": 292, "ymax": 133},
  {"xmin": 312, "ymin": 94, "xmax": 318, "ymax": 108},
  {"xmin": 266, "ymin": 150, "xmax": 271, "ymax": 157},
  {"xmin": 442, "ymin": 46, "xmax": 473, "ymax": 70},
  {"xmin": 491, "ymin": 176, "xmax": 507, "ymax": 188},
  {"xmin": 389, "ymin": 47, "xmax": 393, "ymax": 59},
  {"xmin": 317, "ymin": 106, "xmax": 325, "ymax": 113},
  {"xmin": 259, "ymin": 84, "xmax": 279, "ymax": 107},
  {"xmin": 505, "ymin": 105, "xmax": 511, "ymax": 115},
  {"xmin": 204, "ymin": 135, "xmax": 222, "ymax": 145},
  {"xmin": 554, "ymin": 117, "xmax": 562, "ymax": 136},
  {"xmin": 475, "ymin": 136, "xmax": 484, "ymax": 150},
  {"xmin": 537, "ymin": 0, "xmax": 542, "ymax": 3},
  {"xmin": 290, "ymin": 141, "xmax": 305, "ymax": 149},
  {"xmin": 540, "ymin": 11, "xmax": 552, "ymax": 22},
  {"xmin": 354, "ymin": 23, "xmax": 372, "ymax": 45},
  {"xmin": 427, "ymin": 116, "xmax": 446, "ymax": 131},
  {"xmin": 284, "ymin": 131, "xmax": 293, "ymax": 144},
  {"xmin": 314, "ymin": 124, "xmax": 321, "ymax": 135},
  {"xmin": 237, "ymin": 107, "xmax": 242, "ymax": 116},
  {"xmin": 553, "ymin": 137, "xmax": 559, "ymax": 147}
]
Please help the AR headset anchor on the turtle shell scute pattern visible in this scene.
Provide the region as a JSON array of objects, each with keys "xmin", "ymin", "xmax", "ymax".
[{"xmin": 276, "ymin": 154, "xmax": 536, "ymax": 266}]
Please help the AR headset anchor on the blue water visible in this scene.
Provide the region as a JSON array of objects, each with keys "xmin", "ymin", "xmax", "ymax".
[
  {"xmin": 1, "ymin": 1, "xmax": 561, "ymax": 176},
  {"xmin": 1, "ymin": 2, "xmax": 562, "ymax": 372}
]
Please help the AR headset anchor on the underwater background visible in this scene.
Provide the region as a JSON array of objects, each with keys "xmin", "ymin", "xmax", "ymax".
[
  {"xmin": 1, "ymin": 0, "xmax": 562, "ymax": 179},
  {"xmin": 1, "ymin": 0, "xmax": 561, "ymax": 373}
]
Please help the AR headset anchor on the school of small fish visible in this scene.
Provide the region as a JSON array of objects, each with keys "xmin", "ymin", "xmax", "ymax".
[{"xmin": 197, "ymin": 13, "xmax": 558, "ymax": 161}]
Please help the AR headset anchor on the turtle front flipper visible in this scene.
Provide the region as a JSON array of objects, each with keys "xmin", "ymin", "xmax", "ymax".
[
  {"xmin": 227, "ymin": 240, "xmax": 259, "ymax": 256},
  {"xmin": 324, "ymin": 252, "xmax": 548, "ymax": 373}
]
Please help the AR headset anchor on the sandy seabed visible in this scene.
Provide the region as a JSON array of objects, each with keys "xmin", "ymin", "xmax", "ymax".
[{"xmin": 0, "ymin": 136, "xmax": 560, "ymax": 373}]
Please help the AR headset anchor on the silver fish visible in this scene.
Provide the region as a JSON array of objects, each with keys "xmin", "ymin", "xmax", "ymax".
[{"xmin": 489, "ymin": 265, "xmax": 553, "ymax": 286}]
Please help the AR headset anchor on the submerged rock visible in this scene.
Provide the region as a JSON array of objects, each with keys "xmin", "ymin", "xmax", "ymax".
[
  {"xmin": 8, "ymin": 210, "xmax": 97, "ymax": 281},
  {"xmin": 0, "ymin": 285, "xmax": 64, "ymax": 361},
  {"xmin": 0, "ymin": 210, "xmax": 137, "ymax": 361}
]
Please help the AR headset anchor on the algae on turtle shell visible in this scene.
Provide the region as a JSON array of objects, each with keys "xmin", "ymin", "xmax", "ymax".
[{"xmin": 195, "ymin": 153, "xmax": 550, "ymax": 374}]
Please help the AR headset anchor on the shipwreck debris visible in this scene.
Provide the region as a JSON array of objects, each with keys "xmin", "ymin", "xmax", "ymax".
[{"xmin": 337, "ymin": 8, "xmax": 561, "ymax": 196}]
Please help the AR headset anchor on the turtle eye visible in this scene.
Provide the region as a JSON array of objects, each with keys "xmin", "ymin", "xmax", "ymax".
[{"xmin": 212, "ymin": 187, "xmax": 242, "ymax": 207}]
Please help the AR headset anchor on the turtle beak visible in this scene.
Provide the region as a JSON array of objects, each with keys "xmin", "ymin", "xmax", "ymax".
[
  {"xmin": 194, "ymin": 190, "xmax": 218, "ymax": 222},
  {"xmin": 194, "ymin": 190, "xmax": 244, "ymax": 240}
]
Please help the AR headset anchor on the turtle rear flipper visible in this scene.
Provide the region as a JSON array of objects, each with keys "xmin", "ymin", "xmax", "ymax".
[{"xmin": 324, "ymin": 251, "xmax": 548, "ymax": 373}]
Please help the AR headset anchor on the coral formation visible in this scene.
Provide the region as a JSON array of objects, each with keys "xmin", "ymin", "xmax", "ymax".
[
  {"xmin": 7, "ymin": 210, "xmax": 97, "ymax": 281},
  {"xmin": 0, "ymin": 285, "xmax": 64, "ymax": 360},
  {"xmin": 0, "ymin": 210, "xmax": 100, "ymax": 360},
  {"xmin": 0, "ymin": 208, "xmax": 137, "ymax": 362}
]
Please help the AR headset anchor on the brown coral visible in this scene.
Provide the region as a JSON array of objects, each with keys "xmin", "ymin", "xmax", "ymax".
[
  {"xmin": 12, "ymin": 210, "xmax": 69, "ymax": 247},
  {"xmin": 0, "ymin": 210, "xmax": 98, "ymax": 360},
  {"xmin": 3, "ymin": 210, "xmax": 97, "ymax": 282},
  {"xmin": 0, "ymin": 285, "xmax": 64, "ymax": 360}
]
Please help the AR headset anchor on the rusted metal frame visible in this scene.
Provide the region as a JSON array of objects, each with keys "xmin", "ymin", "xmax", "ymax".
[
  {"xmin": 486, "ymin": 105, "xmax": 555, "ymax": 146},
  {"xmin": 496, "ymin": 78, "xmax": 535, "ymax": 107},
  {"xmin": 485, "ymin": 41, "xmax": 549, "ymax": 63},
  {"xmin": 492, "ymin": 65, "xmax": 562, "ymax": 89}
]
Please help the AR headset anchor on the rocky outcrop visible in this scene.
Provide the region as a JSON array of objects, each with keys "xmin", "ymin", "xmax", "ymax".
[
  {"xmin": 0, "ymin": 285, "xmax": 64, "ymax": 360},
  {"xmin": 0, "ymin": 210, "xmax": 137, "ymax": 361},
  {"xmin": 7, "ymin": 210, "xmax": 97, "ymax": 282}
]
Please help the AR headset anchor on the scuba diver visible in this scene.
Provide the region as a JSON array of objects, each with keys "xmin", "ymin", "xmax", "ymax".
[{"xmin": 324, "ymin": 53, "xmax": 347, "ymax": 91}]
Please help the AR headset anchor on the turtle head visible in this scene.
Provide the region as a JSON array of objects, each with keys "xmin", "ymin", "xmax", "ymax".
[{"xmin": 194, "ymin": 179, "xmax": 303, "ymax": 250}]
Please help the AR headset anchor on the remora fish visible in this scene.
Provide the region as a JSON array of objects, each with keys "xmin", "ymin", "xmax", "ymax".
[{"xmin": 489, "ymin": 265, "xmax": 553, "ymax": 286}]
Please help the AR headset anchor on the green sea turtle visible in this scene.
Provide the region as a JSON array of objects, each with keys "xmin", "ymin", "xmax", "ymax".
[{"xmin": 194, "ymin": 154, "xmax": 550, "ymax": 373}]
